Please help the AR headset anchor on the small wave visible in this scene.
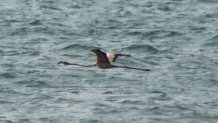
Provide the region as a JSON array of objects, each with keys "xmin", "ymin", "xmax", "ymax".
[
  {"xmin": 17, "ymin": 118, "xmax": 31, "ymax": 123},
  {"xmin": 1, "ymin": 49, "xmax": 40, "ymax": 56},
  {"xmin": 0, "ymin": 100, "xmax": 14, "ymax": 104},
  {"xmin": 203, "ymin": 35, "xmax": 218, "ymax": 47},
  {"xmin": 146, "ymin": 106, "xmax": 160, "ymax": 111},
  {"xmin": 198, "ymin": 0, "xmax": 218, "ymax": 3},
  {"xmin": 122, "ymin": 44, "xmax": 158, "ymax": 53},
  {"xmin": 32, "ymin": 26, "xmax": 55, "ymax": 34},
  {"xmin": 121, "ymin": 100, "xmax": 145, "ymax": 105},
  {"xmin": 149, "ymin": 91, "xmax": 170, "ymax": 100},
  {"xmin": 0, "ymin": 72, "xmax": 17, "ymax": 78},
  {"xmin": 16, "ymin": 80, "xmax": 51, "ymax": 88},
  {"xmin": 0, "ymin": 87, "xmax": 20, "ymax": 95},
  {"xmin": 0, "ymin": 120, "xmax": 14, "ymax": 123},
  {"xmin": 150, "ymin": 90, "xmax": 166, "ymax": 94},
  {"xmin": 158, "ymin": 5, "xmax": 172, "ymax": 12},
  {"xmin": 29, "ymin": 20, "xmax": 42, "ymax": 26},
  {"xmin": 10, "ymin": 27, "xmax": 28, "ymax": 36},
  {"xmin": 70, "ymin": 91, "xmax": 80, "ymax": 94},
  {"xmin": 27, "ymin": 81, "xmax": 50, "ymax": 88},
  {"xmin": 126, "ymin": 30, "xmax": 161, "ymax": 36},
  {"xmin": 190, "ymin": 27, "xmax": 206, "ymax": 32},
  {"xmin": 126, "ymin": 29, "xmax": 182, "ymax": 38},
  {"xmin": 93, "ymin": 104, "xmax": 120, "ymax": 114},
  {"xmin": 102, "ymin": 91, "xmax": 113, "ymax": 94},
  {"xmin": 0, "ymin": 50, "xmax": 4, "ymax": 55},
  {"xmin": 209, "ymin": 79, "xmax": 218, "ymax": 85},
  {"xmin": 60, "ymin": 44, "xmax": 91, "ymax": 51},
  {"xmin": 40, "ymin": 4, "xmax": 62, "ymax": 11}
]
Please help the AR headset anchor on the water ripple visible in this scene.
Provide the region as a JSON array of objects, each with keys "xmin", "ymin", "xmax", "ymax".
[
  {"xmin": 15, "ymin": 80, "xmax": 51, "ymax": 88},
  {"xmin": 0, "ymin": 72, "xmax": 17, "ymax": 79},
  {"xmin": 122, "ymin": 44, "xmax": 158, "ymax": 53},
  {"xmin": 29, "ymin": 20, "xmax": 42, "ymax": 26},
  {"xmin": 203, "ymin": 35, "xmax": 218, "ymax": 47},
  {"xmin": 60, "ymin": 44, "xmax": 91, "ymax": 51},
  {"xmin": 1, "ymin": 0, "xmax": 218, "ymax": 122}
]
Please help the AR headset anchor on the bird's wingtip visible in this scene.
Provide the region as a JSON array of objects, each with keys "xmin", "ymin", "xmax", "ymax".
[{"xmin": 90, "ymin": 48, "xmax": 101, "ymax": 52}]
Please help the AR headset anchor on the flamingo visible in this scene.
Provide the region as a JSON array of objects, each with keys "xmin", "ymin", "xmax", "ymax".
[{"xmin": 58, "ymin": 48, "xmax": 150, "ymax": 71}]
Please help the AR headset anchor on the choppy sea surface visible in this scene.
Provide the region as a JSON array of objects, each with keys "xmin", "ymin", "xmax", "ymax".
[{"xmin": 1, "ymin": 0, "xmax": 218, "ymax": 123}]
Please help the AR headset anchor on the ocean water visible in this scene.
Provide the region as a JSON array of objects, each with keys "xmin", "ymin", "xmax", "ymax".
[{"xmin": 0, "ymin": 0, "xmax": 218, "ymax": 123}]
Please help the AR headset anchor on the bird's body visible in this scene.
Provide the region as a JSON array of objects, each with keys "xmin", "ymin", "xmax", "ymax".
[{"xmin": 58, "ymin": 48, "xmax": 150, "ymax": 71}]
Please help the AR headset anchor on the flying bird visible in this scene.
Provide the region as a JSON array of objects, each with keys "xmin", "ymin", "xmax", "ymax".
[{"xmin": 58, "ymin": 48, "xmax": 150, "ymax": 71}]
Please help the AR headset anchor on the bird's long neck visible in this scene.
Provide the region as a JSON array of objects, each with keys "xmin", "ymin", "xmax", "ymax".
[{"xmin": 58, "ymin": 61, "xmax": 96, "ymax": 67}]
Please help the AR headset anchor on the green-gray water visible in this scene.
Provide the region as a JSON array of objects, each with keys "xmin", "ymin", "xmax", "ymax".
[{"xmin": 0, "ymin": 0, "xmax": 218, "ymax": 123}]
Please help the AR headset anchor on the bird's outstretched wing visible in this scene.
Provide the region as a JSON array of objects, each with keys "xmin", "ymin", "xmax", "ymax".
[
  {"xmin": 90, "ymin": 48, "xmax": 111, "ymax": 65},
  {"xmin": 106, "ymin": 52, "xmax": 130, "ymax": 63}
]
